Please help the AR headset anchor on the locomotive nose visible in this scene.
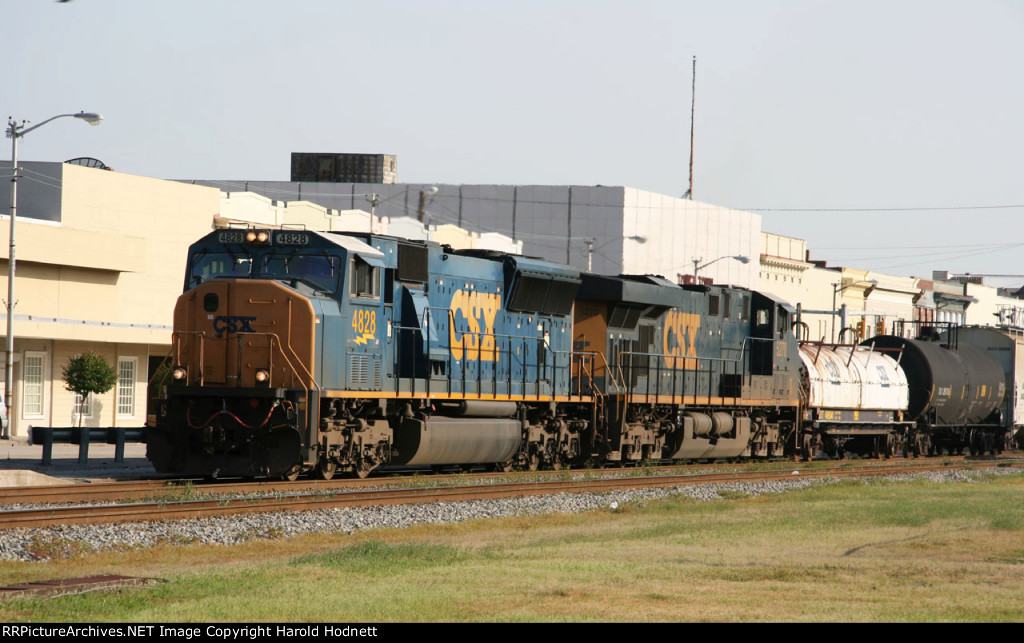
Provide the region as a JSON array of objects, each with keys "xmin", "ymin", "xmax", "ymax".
[{"xmin": 172, "ymin": 279, "xmax": 316, "ymax": 389}]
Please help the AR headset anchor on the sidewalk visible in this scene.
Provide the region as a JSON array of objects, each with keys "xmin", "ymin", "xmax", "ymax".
[{"xmin": 0, "ymin": 439, "xmax": 156, "ymax": 487}]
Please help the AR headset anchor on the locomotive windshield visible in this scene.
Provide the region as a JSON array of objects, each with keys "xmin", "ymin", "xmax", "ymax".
[
  {"xmin": 188, "ymin": 251, "xmax": 254, "ymax": 286},
  {"xmin": 261, "ymin": 253, "xmax": 341, "ymax": 294},
  {"xmin": 186, "ymin": 248, "xmax": 342, "ymax": 294}
]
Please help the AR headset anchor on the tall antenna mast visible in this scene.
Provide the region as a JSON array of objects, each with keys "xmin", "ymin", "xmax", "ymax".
[{"xmin": 685, "ymin": 55, "xmax": 696, "ymax": 200}]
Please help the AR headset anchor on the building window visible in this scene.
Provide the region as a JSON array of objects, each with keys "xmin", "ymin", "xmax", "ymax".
[
  {"xmin": 23, "ymin": 352, "xmax": 46, "ymax": 418},
  {"xmin": 73, "ymin": 392, "xmax": 93, "ymax": 420},
  {"xmin": 117, "ymin": 358, "xmax": 136, "ymax": 417}
]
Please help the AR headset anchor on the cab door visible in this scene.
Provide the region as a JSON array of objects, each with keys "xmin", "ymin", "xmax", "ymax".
[{"xmin": 344, "ymin": 254, "xmax": 386, "ymax": 391}]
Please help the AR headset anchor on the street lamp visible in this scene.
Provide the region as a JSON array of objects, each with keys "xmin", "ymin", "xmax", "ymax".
[
  {"xmin": 584, "ymin": 235, "xmax": 646, "ymax": 272},
  {"xmin": 4, "ymin": 111, "xmax": 102, "ymax": 439},
  {"xmin": 691, "ymin": 254, "xmax": 749, "ymax": 282},
  {"xmin": 831, "ymin": 279, "xmax": 878, "ymax": 342}
]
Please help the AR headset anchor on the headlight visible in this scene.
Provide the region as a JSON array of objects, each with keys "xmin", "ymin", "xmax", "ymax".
[
  {"xmin": 172, "ymin": 366, "xmax": 187, "ymax": 381},
  {"xmin": 255, "ymin": 369, "xmax": 270, "ymax": 385}
]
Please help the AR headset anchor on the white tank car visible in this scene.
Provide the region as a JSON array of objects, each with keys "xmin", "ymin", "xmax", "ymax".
[
  {"xmin": 798, "ymin": 342, "xmax": 910, "ymax": 458},
  {"xmin": 799, "ymin": 343, "xmax": 909, "ymax": 412}
]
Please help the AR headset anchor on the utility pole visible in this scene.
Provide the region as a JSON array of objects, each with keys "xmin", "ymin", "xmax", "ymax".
[{"xmin": 684, "ymin": 55, "xmax": 696, "ymax": 200}]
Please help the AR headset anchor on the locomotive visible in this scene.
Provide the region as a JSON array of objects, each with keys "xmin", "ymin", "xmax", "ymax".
[{"xmin": 146, "ymin": 228, "xmax": 1014, "ymax": 480}]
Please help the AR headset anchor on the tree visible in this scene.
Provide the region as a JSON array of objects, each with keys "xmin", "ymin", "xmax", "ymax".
[{"xmin": 62, "ymin": 351, "xmax": 117, "ymax": 428}]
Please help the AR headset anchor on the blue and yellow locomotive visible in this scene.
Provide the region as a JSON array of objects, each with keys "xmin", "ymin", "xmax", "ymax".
[{"xmin": 147, "ymin": 228, "xmax": 590, "ymax": 479}]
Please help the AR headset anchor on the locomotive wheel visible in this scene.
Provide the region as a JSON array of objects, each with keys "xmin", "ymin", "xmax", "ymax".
[
  {"xmin": 314, "ymin": 458, "xmax": 337, "ymax": 481},
  {"xmin": 353, "ymin": 459, "xmax": 372, "ymax": 479},
  {"xmin": 489, "ymin": 458, "xmax": 515, "ymax": 473},
  {"xmin": 527, "ymin": 445, "xmax": 541, "ymax": 471}
]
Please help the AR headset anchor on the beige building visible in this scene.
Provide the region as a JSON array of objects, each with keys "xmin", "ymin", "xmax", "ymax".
[
  {"xmin": 0, "ymin": 162, "xmax": 220, "ymax": 439},
  {"xmin": 758, "ymin": 232, "xmax": 921, "ymax": 343}
]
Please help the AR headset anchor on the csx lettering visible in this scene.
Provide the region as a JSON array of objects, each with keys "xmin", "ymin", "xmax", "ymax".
[
  {"xmin": 213, "ymin": 315, "xmax": 257, "ymax": 336},
  {"xmin": 450, "ymin": 290, "xmax": 500, "ymax": 361},
  {"xmin": 662, "ymin": 310, "xmax": 701, "ymax": 369}
]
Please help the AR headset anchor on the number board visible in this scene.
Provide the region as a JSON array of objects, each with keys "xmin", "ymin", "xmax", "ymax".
[
  {"xmin": 276, "ymin": 231, "xmax": 311, "ymax": 246},
  {"xmin": 216, "ymin": 231, "xmax": 247, "ymax": 244}
]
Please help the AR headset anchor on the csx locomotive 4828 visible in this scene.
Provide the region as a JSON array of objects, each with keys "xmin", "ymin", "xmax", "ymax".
[{"xmin": 146, "ymin": 228, "xmax": 1015, "ymax": 479}]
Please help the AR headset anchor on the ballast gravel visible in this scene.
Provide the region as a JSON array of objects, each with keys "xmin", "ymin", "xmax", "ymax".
[{"xmin": 0, "ymin": 469, "xmax": 1009, "ymax": 562}]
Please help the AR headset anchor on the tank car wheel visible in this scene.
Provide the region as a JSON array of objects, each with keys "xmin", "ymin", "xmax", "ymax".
[
  {"xmin": 280, "ymin": 464, "xmax": 302, "ymax": 482},
  {"xmin": 314, "ymin": 458, "xmax": 337, "ymax": 481},
  {"xmin": 801, "ymin": 435, "xmax": 815, "ymax": 462},
  {"xmin": 885, "ymin": 434, "xmax": 897, "ymax": 459}
]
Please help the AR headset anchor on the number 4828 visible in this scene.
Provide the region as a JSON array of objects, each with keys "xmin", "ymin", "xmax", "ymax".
[{"xmin": 353, "ymin": 309, "xmax": 377, "ymax": 335}]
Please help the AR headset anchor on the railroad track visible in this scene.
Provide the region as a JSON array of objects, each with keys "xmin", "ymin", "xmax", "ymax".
[
  {"xmin": 0, "ymin": 455, "xmax": 990, "ymax": 506},
  {"xmin": 2, "ymin": 458, "xmax": 1019, "ymax": 530}
]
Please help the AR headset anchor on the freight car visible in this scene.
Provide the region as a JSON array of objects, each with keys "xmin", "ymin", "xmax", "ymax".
[
  {"xmin": 953, "ymin": 326, "xmax": 1024, "ymax": 451},
  {"xmin": 797, "ymin": 341, "xmax": 912, "ymax": 459},
  {"xmin": 868, "ymin": 323, "xmax": 1007, "ymax": 456}
]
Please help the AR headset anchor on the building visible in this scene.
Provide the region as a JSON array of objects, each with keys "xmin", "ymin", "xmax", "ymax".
[
  {"xmin": 290, "ymin": 153, "xmax": 398, "ymax": 184},
  {"xmin": 0, "ymin": 161, "xmax": 220, "ymax": 438},
  {"xmin": 182, "ymin": 180, "xmax": 761, "ymax": 288}
]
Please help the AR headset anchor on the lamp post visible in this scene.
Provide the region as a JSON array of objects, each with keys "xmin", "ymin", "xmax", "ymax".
[
  {"xmin": 584, "ymin": 235, "xmax": 646, "ymax": 272},
  {"xmin": 831, "ymin": 279, "xmax": 878, "ymax": 342},
  {"xmin": 690, "ymin": 254, "xmax": 749, "ymax": 283},
  {"xmin": 4, "ymin": 111, "xmax": 102, "ymax": 439}
]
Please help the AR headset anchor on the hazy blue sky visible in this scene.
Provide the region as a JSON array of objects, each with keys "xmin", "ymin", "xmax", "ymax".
[{"xmin": 4, "ymin": 1, "xmax": 1022, "ymax": 284}]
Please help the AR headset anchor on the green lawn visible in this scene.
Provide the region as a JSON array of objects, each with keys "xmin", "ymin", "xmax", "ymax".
[{"xmin": 2, "ymin": 470, "xmax": 1023, "ymax": 622}]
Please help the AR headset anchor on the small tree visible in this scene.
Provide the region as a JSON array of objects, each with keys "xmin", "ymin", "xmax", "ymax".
[{"xmin": 62, "ymin": 351, "xmax": 117, "ymax": 428}]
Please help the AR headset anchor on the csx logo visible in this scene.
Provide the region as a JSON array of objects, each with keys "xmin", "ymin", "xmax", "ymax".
[
  {"xmin": 213, "ymin": 315, "xmax": 257, "ymax": 337},
  {"xmin": 450, "ymin": 290, "xmax": 500, "ymax": 362},
  {"xmin": 662, "ymin": 310, "xmax": 701, "ymax": 369}
]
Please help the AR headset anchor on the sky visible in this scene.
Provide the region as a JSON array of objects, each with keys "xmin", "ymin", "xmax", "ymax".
[{"xmin": 3, "ymin": 1, "xmax": 1023, "ymax": 285}]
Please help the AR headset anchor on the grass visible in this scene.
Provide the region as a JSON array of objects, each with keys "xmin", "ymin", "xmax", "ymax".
[{"xmin": 1, "ymin": 471, "xmax": 1023, "ymax": 622}]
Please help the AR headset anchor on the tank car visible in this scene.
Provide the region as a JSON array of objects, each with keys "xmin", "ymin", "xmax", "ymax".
[
  {"xmin": 146, "ymin": 228, "xmax": 590, "ymax": 479},
  {"xmin": 943, "ymin": 325, "xmax": 1022, "ymax": 452},
  {"xmin": 572, "ymin": 274, "xmax": 803, "ymax": 462},
  {"xmin": 797, "ymin": 341, "xmax": 911, "ymax": 458},
  {"xmin": 867, "ymin": 324, "xmax": 1006, "ymax": 456}
]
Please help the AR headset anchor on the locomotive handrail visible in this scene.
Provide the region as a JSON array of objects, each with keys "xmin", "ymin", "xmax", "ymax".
[
  {"xmin": 617, "ymin": 349, "xmax": 745, "ymax": 405},
  {"xmin": 173, "ymin": 330, "xmax": 207, "ymax": 386},
  {"xmin": 393, "ymin": 308, "xmax": 592, "ymax": 401}
]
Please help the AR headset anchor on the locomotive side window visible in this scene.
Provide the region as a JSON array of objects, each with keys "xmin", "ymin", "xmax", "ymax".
[
  {"xmin": 350, "ymin": 256, "xmax": 381, "ymax": 299},
  {"xmin": 708, "ymin": 295, "xmax": 720, "ymax": 316}
]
